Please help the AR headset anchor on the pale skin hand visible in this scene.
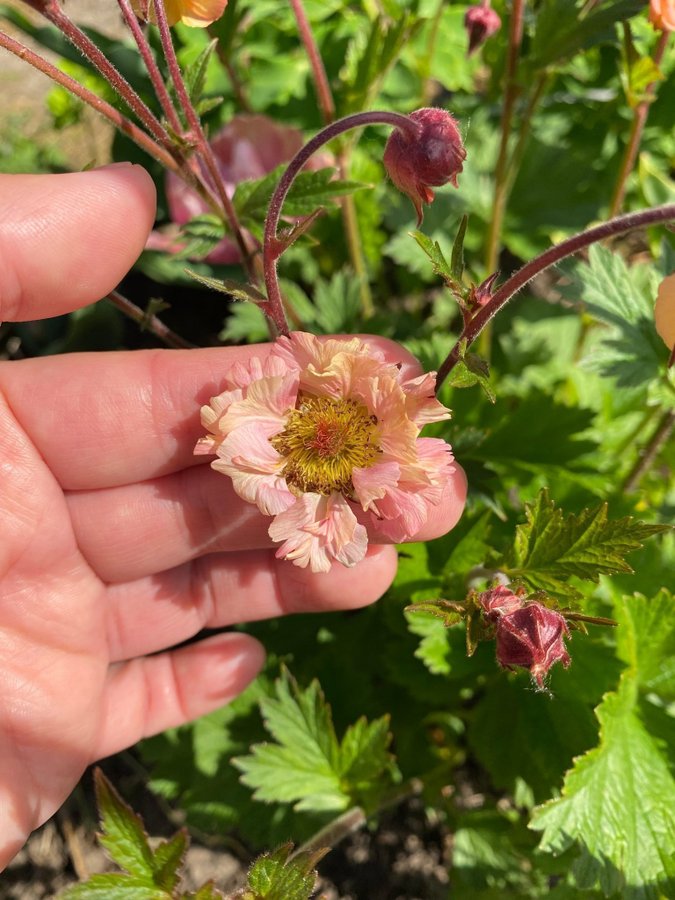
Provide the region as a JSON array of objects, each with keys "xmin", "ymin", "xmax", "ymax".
[{"xmin": 0, "ymin": 166, "xmax": 467, "ymax": 869}]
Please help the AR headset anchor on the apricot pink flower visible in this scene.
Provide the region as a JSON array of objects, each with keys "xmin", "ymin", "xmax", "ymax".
[
  {"xmin": 132, "ymin": 0, "xmax": 228, "ymax": 27},
  {"xmin": 655, "ymin": 273, "xmax": 675, "ymax": 365},
  {"xmin": 195, "ymin": 333, "xmax": 455, "ymax": 572},
  {"xmin": 649, "ymin": 0, "xmax": 675, "ymax": 31}
]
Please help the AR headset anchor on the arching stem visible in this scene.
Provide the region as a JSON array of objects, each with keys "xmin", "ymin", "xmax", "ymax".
[
  {"xmin": 436, "ymin": 204, "xmax": 675, "ymax": 390},
  {"xmin": 262, "ymin": 111, "xmax": 421, "ymax": 336}
]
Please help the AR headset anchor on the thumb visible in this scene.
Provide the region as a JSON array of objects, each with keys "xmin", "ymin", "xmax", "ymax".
[{"xmin": 0, "ymin": 164, "xmax": 156, "ymax": 322}]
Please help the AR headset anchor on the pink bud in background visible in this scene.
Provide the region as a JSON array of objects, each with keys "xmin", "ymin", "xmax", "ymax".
[
  {"xmin": 464, "ymin": 1, "xmax": 502, "ymax": 55},
  {"xmin": 495, "ymin": 602, "xmax": 571, "ymax": 689},
  {"xmin": 654, "ymin": 273, "xmax": 675, "ymax": 366},
  {"xmin": 383, "ymin": 108, "xmax": 466, "ymax": 225},
  {"xmin": 146, "ymin": 114, "xmax": 327, "ymax": 264}
]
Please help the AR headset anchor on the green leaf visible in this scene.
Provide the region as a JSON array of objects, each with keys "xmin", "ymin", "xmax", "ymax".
[
  {"xmin": 530, "ymin": 0, "xmax": 645, "ymax": 69},
  {"xmin": 614, "ymin": 590, "xmax": 675, "ymax": 698},
  {"xmin": 243, "ymin": 843, "xmax": 324, "ymax": 900},
  {"xmin": 184, "ymin": 270, "xmax": 268, "ymax": 305},
  {"xmin": 530, "ymin": 675, "xmax": 675, "ymax": 897},
  {"xmin": 568, "ymin": 244, "xmax": 667, "ymax": 389},
  {"xmin": 233, "ymin": 668, "xmax": 396, "ymax": 814},
  {"xmin": 182, "ymin": 883, "xmax": 225, "ymax": 899},
  {"xmin": 446, "ymin": 352, "xmax": 496, "ymax": 403},
  {"xmin": 93, "ymin": 769, "xmax": 156, "ymax": 879},
  {"xmin": 152, "ymin": 830, "xmax": 188, "ymax": 893},
  {"xmin": 468, "ymin": 673, "xmax": 600, "ymax": 800},
  {"xmin": 503, "ymin": 488, "xmax": 669, "ymax": 602},
  {"xmin": 220, "ymin": 303, "xmax": 270, "ymax": 344},
  {"xmin": 183, "ymin": 38, "xmax": 218, "ymax": 107},
  {"xmin": 175, "ymin": 215, "xmax": 226, "ymax": 261},
  {"xmin": 409, "ymin": 230, "xmax": 461, "ymax": 292},
  {"xmin": 310, "ymin": 269, "xmax": 363, "ymax": 335},
  {"xmin": 234, "ymin": 167, "xmax": 365, "ymax": 226},
  {"xmin": 59, "ymin": 874, "xmax": 170, "ymax": 899},
  {"xmin": 451, "ymin": 214, "xmax": 469, "ymax": 281}
]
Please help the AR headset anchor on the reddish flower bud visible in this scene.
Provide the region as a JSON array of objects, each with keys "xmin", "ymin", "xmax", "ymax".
[
  {"xmin": 495, "ymin": 602, "xmax": 571, "ymax": 689},
  {"xmin": 383, "ymin": 108, "xmax": 466, "ymax": 225},
  {"xmin": 464, "ymin": 2, "xmax": 502, "ymax": 55},
  {"xmin": 477, "ymin": 585, "xmax": 523, "ymax": 622}
]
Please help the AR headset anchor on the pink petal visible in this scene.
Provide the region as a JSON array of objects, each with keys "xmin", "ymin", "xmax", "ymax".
[
  {"xmin": 351, "ymin": 460, "xmax": 401, "ymax": 509},
  {"xmin": 269, "ymin": 493, "xmax": 367, "ymax": 572},
  {"xmin": 221, "ymin": 372, "xmax": 298, "ymax": 432},
  {"xmin": 401, "ymin": 372, "xmax": 452, "ymax": 426},
  {"xmin": 215, "ymin": 423, "xmax": 293, "ymax": 515}
]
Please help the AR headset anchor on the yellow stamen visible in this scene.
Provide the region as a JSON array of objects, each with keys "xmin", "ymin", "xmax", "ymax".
[{"xmin": 271, "ymin": 395, "xmax": 380, "ymax": 495}]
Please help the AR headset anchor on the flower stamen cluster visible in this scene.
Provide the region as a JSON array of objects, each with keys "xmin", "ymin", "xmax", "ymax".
[{"xmin": 196, "ymin": 332, "xmax": 455, "ymax": 572}]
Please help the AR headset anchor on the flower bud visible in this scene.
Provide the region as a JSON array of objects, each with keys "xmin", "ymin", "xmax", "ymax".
[
  {"xmin": 655, "ymin": 272, "xmax": 675, "ymax": 365},
  {"xmin": 477, "ymin": 585, "xmax": 523, "ymax": 622},
  {"xmin": 464, "ymin": 2, "xmax": 502, "ymax": 55},
  {"xmin": 649, "ymin": 0, "xmax": 675, "ymax": 32},
  {"xmin": 494, "ymin": 602, "xmax": 571, "ymax": 690},
  {"xmin": 383, "ymin": 108, "xmax": 466, "ymax": 225}
]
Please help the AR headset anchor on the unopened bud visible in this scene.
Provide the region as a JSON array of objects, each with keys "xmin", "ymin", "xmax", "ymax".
[
  {"xmin": 494, "ymin": 602, "xmax": 571, "ymax": 690},
  {"xmin": 464, "ymin": 1, "xmax": 502, "ymax": 55},
  {"xmin": 383, "ymin": 108, "xmax": 466, "ymax": 225},
  {"xmin": 477, "ymin": 585, "xmax": 523, "ymax": 621}
]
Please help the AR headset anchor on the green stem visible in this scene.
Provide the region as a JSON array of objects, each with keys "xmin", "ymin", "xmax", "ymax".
[{"xmin": 608, "ymin": 28, "xmax": 670, "ymax": 218}]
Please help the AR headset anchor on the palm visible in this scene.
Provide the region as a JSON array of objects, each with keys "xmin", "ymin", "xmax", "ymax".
[{"xmin": 0, "ymin": 169, "xmax": 466, "ymax": 869}]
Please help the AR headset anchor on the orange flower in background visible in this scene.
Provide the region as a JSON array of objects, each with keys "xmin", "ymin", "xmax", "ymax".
[
  {"xmin": 132, "ymin": 0, "xmax": 228, "ymax": 27},
  {"xmin": 655, "ymin": 272, "xmax": 675, "ymax": 365},
  {"xmin": 649, "ymin": 0, "xmax": 675, "ymax": 31}
]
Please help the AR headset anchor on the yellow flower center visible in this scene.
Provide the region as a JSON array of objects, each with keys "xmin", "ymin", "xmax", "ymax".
[{"xmin": 271, "ymin": 395, "xmax": 380, "ymax": 495}]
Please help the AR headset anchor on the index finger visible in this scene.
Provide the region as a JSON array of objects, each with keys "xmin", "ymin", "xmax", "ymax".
[{"xmin": 0, "ymin": 338, "xmax": 426, "ymax": 490}]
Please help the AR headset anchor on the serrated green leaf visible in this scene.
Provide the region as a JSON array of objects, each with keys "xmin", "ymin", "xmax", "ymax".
[
  {"xmin": 409, "ymin": 230, "xmax": 459, "ymax": 290},
  {"xmin": 220, "ymin": 303, "xmax": 270, "ymax": 344},
  {"xmin": 93, "ymin": 769, "xmax": 156, "ymax": 880},
  {"xmin": 245, "ymin": 843, "xmax": 320, "ymax": 900},
  {"xmin": 185, "ymin": 270, "xmax": 267, "ymax": 305},
  {"xmin": 530, "ymin": 675, "xmax": 675, "ymax": 897},
  {"xmin": 615, "ymin": 590, "xmax": 675, "ymax": 698},
  {"xmin": 503, "ymin": 489, "xmax": 669, "ymax": 601},
  {"xmin": 59, "ymin": 874, "xmax": 171, "ymax": 899},
  {"xmin": 183, "ymin": 38, "xmax": 218, "ymax": 107},
  {"xmin": 152, "ymin": 829, "xmax": 188, "ymax": 893},
  {"xmin": 447, "ymin": 353, "xmax": 495, "ymax": 403},
  {"xmin": 310, "ymin": 269, "xmax": 363, "ymax": 334},
  {"xmin": 233, "ymin": 669, "xmax": 395, "ymax": 814},
  {"xmin": 175, "ymin": 214, "xmax": 226, "ymax": 261},
  {"xmin": 234, "ymin": 167, "xmax": 365, "ymax": 226}
]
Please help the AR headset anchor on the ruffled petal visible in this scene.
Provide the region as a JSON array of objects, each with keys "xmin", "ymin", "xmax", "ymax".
[
  {"xmin": 215, "ymin": 423, "xmax": 294, "ymax": 515},
  {"xmin": 401, "ymin": 372, "xmax": 452, "ymax": 426},
  {"xmin": 269, "ymin": 493, "xmax": 367, "ymax": 572},
  {"xmin": 351, "ymin": 460, "xmax": 401, "ymax": 510}
]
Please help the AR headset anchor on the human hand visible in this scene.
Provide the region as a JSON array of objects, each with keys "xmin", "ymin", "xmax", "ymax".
[{"xmin": 0, "ymin": 166, "xmax": 466, "ymax": 868}]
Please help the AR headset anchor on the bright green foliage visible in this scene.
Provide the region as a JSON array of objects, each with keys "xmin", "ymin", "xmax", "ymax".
[
  {"xmin": 235, "ymin": 843, "xmax": 325, "ymax": 900},
  {"xmin": 233, "ymin": 668, "xmax": 397, "ymax": 813},
  {"xmin": 530, "ymin": 590, "xmax": 675, "ymax": 897},
  {"xmin": 60, "ymin": 769, "xmax": 189, "ymax": 899},
  {"xmin": 503, "ymin": 489, "xmax": 669, "ymax": 602}
]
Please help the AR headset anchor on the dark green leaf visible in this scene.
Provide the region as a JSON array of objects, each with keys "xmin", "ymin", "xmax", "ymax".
[
  {"xmin": 503, "ymin": 489, "xmax": 669, "ymax": 601},
  {"xmin": 59, "ymin": 874, "xmax": 170, "ymax": 899},
  {"xmin": 451, "ymin": 214, "xmax": 469, "ymax": 281}
]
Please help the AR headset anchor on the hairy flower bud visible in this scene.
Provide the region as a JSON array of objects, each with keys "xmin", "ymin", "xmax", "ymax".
[
  {"xmin": 464, "ymin": 1, "xmax": 502, "ymax": 55},
  {"xmin": 383, "ymin": 108, "xmax": 466, "ymax": 225},
  {"xmin": 494, "ymin": 602, "xmax": 571, "ymax": 689},
  {"xmin": 477, "ymin": 585, "xmax": 523, "ymax": 621},
  {"xmin": 649, "ymin": 0, "xmax": 675, "ymax": 31},
  {"xmin": 655, "ymin": 272, "xmax": 675, "ymax": 365}
]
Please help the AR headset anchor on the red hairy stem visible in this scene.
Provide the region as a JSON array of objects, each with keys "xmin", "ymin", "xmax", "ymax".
[
  {"xmin": 262, "ymin": 110, "xmax": 421, "ymax": 336},
  {"xmin": 289, "ymin": 0, "xmax": 335, "ymax": 124},
  {"xmin": 152, "ymin": 0, "xmax": 256, "ymax": 278},
  {"xmin": 0, "ymin": 27, "xmax": 179, "ymax": 172},
  {"xmin": 436, "ymin": 204, "xmax": 675, "ymax": 390},
  {"xmin": 28, "ymin": 0, "xmax": 174, "ymax": 150},
  {"xmin": 115, "ymin": 0, "xmax": 184, "ymax": 136},
  {"xmin": 608, "ymin": 28, "xmax": 671, "ymax": 218}
]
